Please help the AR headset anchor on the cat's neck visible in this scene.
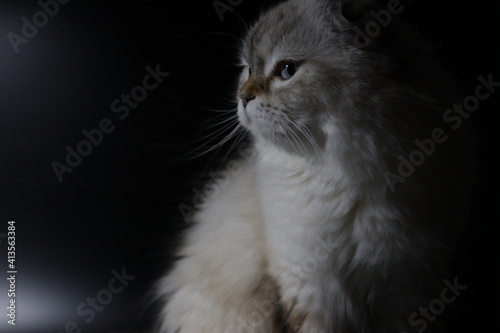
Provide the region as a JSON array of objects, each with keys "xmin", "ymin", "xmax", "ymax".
[
  {"xmin": 254, "ymin": 141, "xmax": 365, "ymax": 221},
  {"xmin": 256, "ymin": 142, "xmax": 345, "ymax": 191},
  {"xmin": 254, "ymin": 140, "xmax": 387, "ymax": 199}
]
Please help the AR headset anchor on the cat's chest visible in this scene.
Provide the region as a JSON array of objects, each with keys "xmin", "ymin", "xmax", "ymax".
[
  {"xmin": 255, "ymin": 152, "xmax": 357, "ymax": 243},
  {"xmin": 256, "ymin": 152, "xmax": 354, "ymax": 220},
  {"xmin": 254, "ymin": 153, "xmax": 360, "ymax": 280}
]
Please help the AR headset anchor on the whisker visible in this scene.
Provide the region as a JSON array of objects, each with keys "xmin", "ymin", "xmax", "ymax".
[
  {"xmin": 186, "ymin": 119, "xmax": 241, "ymax": 152},
  {"xmin": 287, "ymin": 115, "xmax": 321, "ymax": 158},
  {"xmin": 180, "ymin": 123, "xmax": 244, "ymax": 161},
  {"xmin": 200, "ymin": 114, "xmax": 240, "ymax": 131},
  {"xmin": 214, "ymin": 128, "xmax": 249, "ymax": 173},
  {"xmin": 279, "ymin": 116, "xmax": 308, "ymax": 157},
  {"xmin": 163, "ymin": 94, "xmax": 237, "ymax": 114},
  {"xmin": 197, "ymin": 125, "xmax": 246, "ymax": 177},
  {"xmin": 277, "ymin": 117, "xmax": 306, "ymax": 157}
]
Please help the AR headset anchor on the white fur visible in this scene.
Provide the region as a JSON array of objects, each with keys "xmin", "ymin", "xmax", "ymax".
[
  {"xmin": 157, "ymin": 139, "xmax": 424, "ymax": 332},
  {"xmin": 156, "ymin": 0, "xmax": 471, "ymax": 332},
  {"xmin": 157, "ymin": 157, "xmax": 281, "ymax": 333}
]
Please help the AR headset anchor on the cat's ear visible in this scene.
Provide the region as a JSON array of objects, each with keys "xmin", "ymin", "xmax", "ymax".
[
  {"xmin": 326, "ymin": 0, "xmax": 380, "ymax": 26},
  {"xmin": 323, "ymin": 0, "xmax": 384, "ymax": 49}
]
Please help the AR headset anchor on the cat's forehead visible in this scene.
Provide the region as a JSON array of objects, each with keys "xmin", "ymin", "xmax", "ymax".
[{"xmin": 241, "ymin": 1, "xmax": 333, "ymax": 69}]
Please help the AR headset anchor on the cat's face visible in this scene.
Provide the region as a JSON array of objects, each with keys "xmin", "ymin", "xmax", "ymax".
[{"xmin": 237, "ymin": 0, "xmax": 360, "ymax": 156}]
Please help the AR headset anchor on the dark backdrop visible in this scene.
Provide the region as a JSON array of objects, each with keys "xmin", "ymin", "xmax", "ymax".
[{"xmin": 0, "ymin": 0, "xmax": 498, "ymax": 332}]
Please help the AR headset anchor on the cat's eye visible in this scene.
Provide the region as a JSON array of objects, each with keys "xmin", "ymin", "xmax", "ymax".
[{"xmin": 276, "ymin": 61, "xmax": 300, "ymax": 80}]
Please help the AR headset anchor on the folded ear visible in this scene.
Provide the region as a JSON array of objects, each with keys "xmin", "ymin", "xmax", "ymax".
[
  {"xmin": 342, "ymin": 0, "xmax": 380, "ymax": 22},
  {"xmin": 318, "ymin": 0, "xmax": 387, "ymax": 50},
  {"xmin": 326, "ymin": 0, "xmax": 380, "ymax": 26}
]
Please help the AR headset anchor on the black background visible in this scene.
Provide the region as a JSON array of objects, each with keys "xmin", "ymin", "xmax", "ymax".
[{"xmin": 0, "ymin": 0, "xmax": 498, "ymax": 332}]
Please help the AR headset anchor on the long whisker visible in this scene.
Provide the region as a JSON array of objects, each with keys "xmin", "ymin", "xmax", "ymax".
[
  {"xmin": 287, "ymin": 115, "xmax": 321, "ymax": 158},
  {"xmin": 295, "ymin": 122, "xmax": 320, "ymax": 157},
  {"xmin": 183, "ymin": 123, "xmax": 244, "ymax": 161},
  {"xmin": 163, "ymin": 94, "xmax": 237, "ymax": 114},
  {"xmin": 196, "ymin": 124, "xmax": 246, "ymax": 177},
  {"xmin": 151, "ymin": 116, "xmax": 240, "ymax": 152},
  {"xmin": 278, "ymin": 115, "xmax": 308, "ymax": 157},
  {"xmin": 200, "ymin": 114, "xmax": 240, "ymax": 132},
  {"xmin": 287, "ymin": 124, "xmax": 309, "ymax": 157},
  {"xmin": 214, "ymin": 128, "xmax": 249, "ymax": 174},
  {"xmin": 185, "ymin": 118, "xmax": 241, "ymax": 154},
  {"xmin": 277, "ymin": 117, "xmax": 307, "ymax": 157}
]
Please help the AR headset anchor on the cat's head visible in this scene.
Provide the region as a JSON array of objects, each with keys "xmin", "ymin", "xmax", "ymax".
[{"xmin": 236, "ymin": 0, "xmax": 437, "ymax": 161}]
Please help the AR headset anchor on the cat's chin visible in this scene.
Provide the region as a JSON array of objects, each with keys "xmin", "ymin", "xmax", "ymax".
[{"xmin": 237, "ymin": 102, "xmax": 325, "ymax": 158}]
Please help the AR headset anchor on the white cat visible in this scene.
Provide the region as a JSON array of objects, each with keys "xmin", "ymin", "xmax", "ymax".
[{"xmin": 156, "ymin": 0, "xmax": 473, "ymax": 332}]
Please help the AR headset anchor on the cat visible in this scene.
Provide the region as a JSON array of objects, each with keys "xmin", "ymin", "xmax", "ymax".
[{"xmin": 156, "ymin": 0, "xmax": 474, "ymax": 332}]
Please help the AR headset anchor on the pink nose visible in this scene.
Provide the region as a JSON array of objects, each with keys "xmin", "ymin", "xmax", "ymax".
[{"xmin": 240, "ymin": 93, "xmax": 255, "ymax": 107}]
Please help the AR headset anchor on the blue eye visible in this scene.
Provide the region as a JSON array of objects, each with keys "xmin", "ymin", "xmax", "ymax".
[{"xmin": 278, "ymin": 61, "xmax": 299, "ymax": 80}]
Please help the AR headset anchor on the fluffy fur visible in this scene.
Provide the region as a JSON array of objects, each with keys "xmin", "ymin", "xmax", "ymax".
[{"xmin": 156, "ymin": 0, "xmax": 473, "ymax": 332}]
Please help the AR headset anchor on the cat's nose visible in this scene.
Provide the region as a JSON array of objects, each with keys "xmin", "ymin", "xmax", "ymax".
[{"xmin": 240, "ymin": 93, "xmax": 255, "ymax": 107}]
